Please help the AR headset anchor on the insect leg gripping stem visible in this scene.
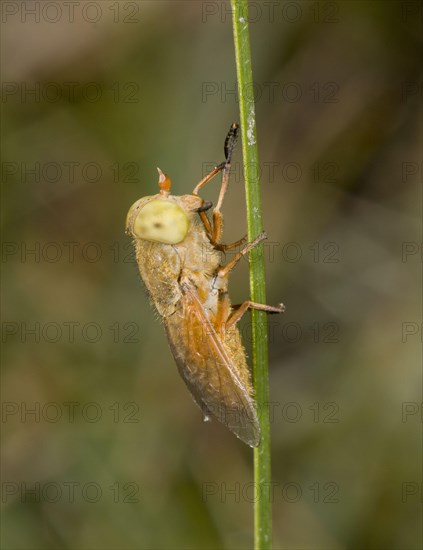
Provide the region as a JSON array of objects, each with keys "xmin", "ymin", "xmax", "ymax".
[
  {"xmin": 212, "ymin": 123, "xmax": 240, "ymax": 244},
  {"xmin": 218, "ymin": 232, "xmax": 267, "ymax": 279},
  {"xmin": 192, "ymin": 123, "xmax": 241, "ymax": 245}
]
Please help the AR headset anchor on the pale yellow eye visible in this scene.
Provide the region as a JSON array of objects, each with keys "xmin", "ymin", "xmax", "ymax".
[{"xmin": 133, "ymin": 200, "xmax": 188, "ymax": 244}]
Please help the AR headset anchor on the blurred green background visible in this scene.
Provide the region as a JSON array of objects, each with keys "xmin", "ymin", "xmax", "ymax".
[{"xmin": 1, "ymin": 1, "xmax": 421, "ymax": 549}]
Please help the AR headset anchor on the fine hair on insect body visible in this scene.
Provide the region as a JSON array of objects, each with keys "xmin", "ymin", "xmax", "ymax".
[{"xmin": 126, "ymin": 123, "xmax": 284, "ymax": 447}]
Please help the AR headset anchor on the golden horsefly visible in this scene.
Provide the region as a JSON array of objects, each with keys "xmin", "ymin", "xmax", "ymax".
[{"xmin": 125, "ymin": 123, "xmax": 284, "ymax": 447}]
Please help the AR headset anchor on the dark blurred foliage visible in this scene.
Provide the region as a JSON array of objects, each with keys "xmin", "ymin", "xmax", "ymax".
[{"xmin": 1, "ymin": 1, "xmax": 421, "ymax": 549}]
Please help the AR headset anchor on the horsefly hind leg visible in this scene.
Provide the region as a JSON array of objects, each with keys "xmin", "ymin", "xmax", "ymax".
[
  {"xmin": 226, "ymin": 301, "xmax": 285, "ymax": 331},
  {"xmin": 215, "ymin": 231, "xmax": 285, "ymax": 330}
]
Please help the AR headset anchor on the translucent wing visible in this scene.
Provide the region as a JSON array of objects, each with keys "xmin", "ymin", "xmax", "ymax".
[{"xmin": 164, "ymin": 282, "xmax": 261, "ymax": 447}]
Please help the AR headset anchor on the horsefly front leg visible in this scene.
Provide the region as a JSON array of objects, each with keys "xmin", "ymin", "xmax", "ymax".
[
  {"xmin": 192, "ymin": 164, "xmax": 225, "ymax": 238},
  {"xmin": 192, "ymin": 123, "xmax": 240, "ymax": 244},
  {"xmin": 211, "ymin": 123, "xmax": 239, "ymax": 245}
]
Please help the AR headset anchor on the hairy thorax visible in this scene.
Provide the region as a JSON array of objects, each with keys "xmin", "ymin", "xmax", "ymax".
[{"xmin": 135, "ymin": 218, "xmax": 223, "ymax": 319}]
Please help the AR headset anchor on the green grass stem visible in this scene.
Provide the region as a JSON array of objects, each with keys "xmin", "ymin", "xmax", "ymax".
[{"xmin": 230, "ymin": 2, "xmax": 273, "ymax": 548}]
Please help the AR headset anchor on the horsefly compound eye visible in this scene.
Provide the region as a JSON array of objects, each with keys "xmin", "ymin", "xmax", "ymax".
[{"xmin": 133, "ymin": 199, "xmax": 189, "ymax": 244}]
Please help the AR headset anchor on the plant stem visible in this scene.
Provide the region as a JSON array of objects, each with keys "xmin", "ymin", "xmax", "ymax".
[{"xmin": 230, "ymin": 2, "xmax": 272, "ymax": 549}]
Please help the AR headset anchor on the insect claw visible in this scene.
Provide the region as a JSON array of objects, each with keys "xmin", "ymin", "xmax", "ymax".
[{"xmin": 224, "ymin": 122, "xmax": 239, "ymax": 162}]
